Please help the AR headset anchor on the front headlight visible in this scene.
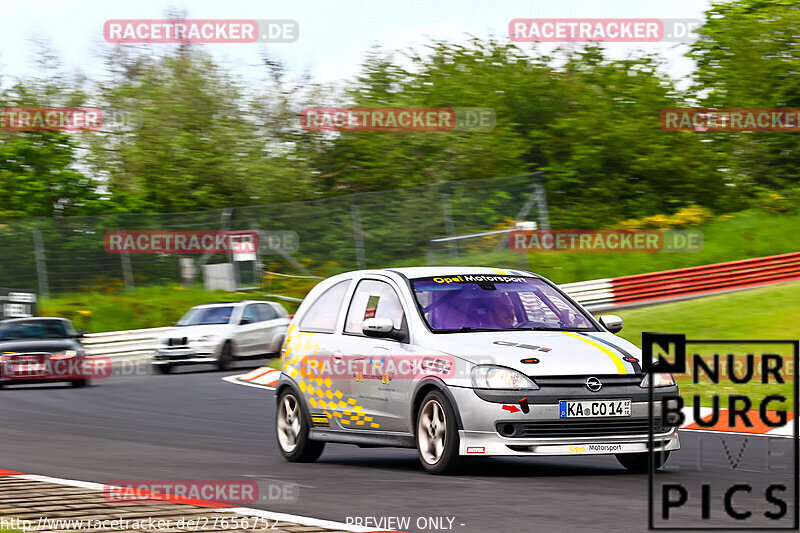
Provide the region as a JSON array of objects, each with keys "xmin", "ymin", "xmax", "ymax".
[
  {"xmin": 640, "ymin": 372, "xmax": 676, "ymax": 388},
  {"xmin": 471, "ymin": 365, "xmax": 539, "ymax": 390},
  {"xmin": 197, "ymin": 335, "xmax": 218, "ymax": 343},
  {"xmin": 51, "ymin": 350, "xmax": 78, "ymax": 360}
]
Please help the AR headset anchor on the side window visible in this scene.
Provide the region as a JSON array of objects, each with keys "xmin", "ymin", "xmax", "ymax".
[
  {"xmin": 258, "ymin": 303, "xmax": 278, "ymax": 321},
  {"xmin": 299, "ymin": 280, "xmax": 351, "ymax": 334},
  {"xmin": 344, "ymin": 280, "xmax": 405, "ymax": 335},
  {"xmin": 241, "ymin": 304, "xmax": 262, "ymax": 324}
]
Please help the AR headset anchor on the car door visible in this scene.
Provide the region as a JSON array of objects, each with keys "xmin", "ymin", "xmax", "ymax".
[
  {"xmin": 284, "ymin": 279, "xmax": 353, "ymax": 425},
  {"xmin": 256, "ymin": 303, "xmax": 284, "ymax": 354},
  {"xmin": 235, "ymin": 304, "xmax": 263, "ymax": 356},
  {"xmin": 342, "ymin": 278, "xmax": 414, "ymax": 433}
]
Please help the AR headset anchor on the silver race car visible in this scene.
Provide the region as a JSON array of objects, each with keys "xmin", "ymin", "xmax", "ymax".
[{"xmin": 275, "ymin": 267, "xmax": 680, "ymax": 474}]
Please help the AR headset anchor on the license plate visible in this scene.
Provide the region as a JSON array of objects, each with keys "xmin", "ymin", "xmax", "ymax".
[
  {"xmin": 559, "ymin": 399, "xmax": 631, "ymax": 418},
  {"xmin": 8, "ymin": 363, "xmax": 45, "ymax": 374}
]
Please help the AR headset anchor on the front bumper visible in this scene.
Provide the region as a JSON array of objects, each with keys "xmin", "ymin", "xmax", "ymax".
[
  {"xmin": 459, "ymin": 428, "xmax": 680, "ymax": 456},
  {"xmin": 153, "ymin": 347, "xmax": 218, "ymax": 365},
  {"xmin": 449, "ymin": 385, "xmax": 682, "ymax": 457}
]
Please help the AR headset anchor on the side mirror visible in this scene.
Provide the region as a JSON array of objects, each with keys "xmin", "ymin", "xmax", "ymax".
[
  {"xmin": 240, "ymin": 316, "xmax": 252, "ymax": 325},
  {"xmin": 362, "ymin": 318, "xmax": 405, "ymax": 341},
  {"xmin": 73, "ymin": 330, "xmax": 85, "ymax": 338},
  {"xmin": 599, "ymin": 314, "xmax": 623, "ymax": 333}
]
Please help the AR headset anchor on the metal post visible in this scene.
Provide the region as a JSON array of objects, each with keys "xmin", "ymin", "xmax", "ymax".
[
  {"xmin": 121, "ymin": 252, "xmax": 135, "ymax": 291},
  {"xmin": 533, "ymin": 176, "xmax": 551, "ymax": 230},
  {"xmin": 440, "ymin": 194, "xmax": 458, "ymax": 258},
  {"xmin": 32, "ymin": 230, "xmax": 49, "ymax": 298},
  {"xmin": 351, "ymin": 203, "xmax": 367, "ymax": 269}
]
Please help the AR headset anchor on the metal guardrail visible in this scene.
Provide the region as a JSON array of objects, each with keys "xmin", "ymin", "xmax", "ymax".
[{"xmin": 82, "ymin": 327, "xmax": 171, "ymax": 360}]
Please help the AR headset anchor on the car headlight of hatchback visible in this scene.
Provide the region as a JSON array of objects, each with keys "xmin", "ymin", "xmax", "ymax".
[
  {"xmin": 640, "ymin": 372, "xmax": 676, "ymax": 387},
  {"xmin": 471, "ymin": 365, "xmax": 539, "ymax": 390},
  {"xmin": 197, "ymin": 335, "xmax": 218, "ymax": 344}
]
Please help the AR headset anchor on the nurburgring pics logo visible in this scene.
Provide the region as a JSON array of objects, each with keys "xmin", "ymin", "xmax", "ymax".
[
  {"xmin": 661, "ymin": 109, "xmax": 800, "ymax": 132},
  {"xmin": 508, "ymin": 229, "xmax": 703, "ymax": 253},
  {"xmin": 103, "ymin": 230, "xmax": 258, "ymax": 255},
  {"xmin": 103, "ymin": 19, "xmax": 298, "ymax": 43},
  {"xmin": 643, "ymin": 333, "xmax": 798, "ymax": 530},
  {"xmin": 1, "ymin": 108, "xmax": 102, "ymax": 131},
  {"xmin": 300, "ymin": 107, "xmax": 496, "ymax": 132},
  {"xmin": 508, "ymin": 19, "xmax": 702, "ymax": 43}
]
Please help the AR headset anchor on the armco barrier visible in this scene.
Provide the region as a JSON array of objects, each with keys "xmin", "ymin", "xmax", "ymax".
[
  {"xmin": 562, "ymin": 251, "xmax": 800, "ymax": 311},
  {"xmin": 82, "ymin": 327, "xmax": 170, "ymax": 361}
]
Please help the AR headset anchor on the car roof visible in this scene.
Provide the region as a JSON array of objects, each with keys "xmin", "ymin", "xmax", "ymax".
[
  {"xmin": 351, "ymin": 267, "xmax": 537, "ymax": 279},
  {"xmin": 191, "ymin": 300, "xmax": 272, "ymax": 309},
  {"xmin": 0, "ymin": 317, "xmax": 68, "ymax": 323}
]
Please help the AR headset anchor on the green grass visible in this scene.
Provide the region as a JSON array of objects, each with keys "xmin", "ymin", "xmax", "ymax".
[
  {"xmin": 40, "ymin": 284, "xmax": 300, "ymax": 333},
  {"xmin": 614, "ymin": 280, "xmax": 800, "ymax": 410}
]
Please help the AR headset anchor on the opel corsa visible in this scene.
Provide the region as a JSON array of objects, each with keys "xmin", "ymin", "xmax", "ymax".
[{"xmin": 275, "ymin": 268, "xmax": 680, "ymax": 474}]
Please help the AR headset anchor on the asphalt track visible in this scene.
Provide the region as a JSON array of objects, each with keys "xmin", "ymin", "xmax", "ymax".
[{"xmin": 1, "ymin": 363, "xmax": 796, "ymax": 533}]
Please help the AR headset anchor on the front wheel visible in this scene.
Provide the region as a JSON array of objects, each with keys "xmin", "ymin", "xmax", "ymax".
[
  {"xmin": 616, "ymin": 451, "xmax": 670, "ymax": 473},
  {"xmin": 416, "ymin": 391, "xmax": 461, "ymax": 474},
  {"xmin": 217, "ymin": 342, "xmax": 234, "ymax": 371},
  {"xmin": 275, "ymin": 389, "xmax": 325, "ymax": 462}
]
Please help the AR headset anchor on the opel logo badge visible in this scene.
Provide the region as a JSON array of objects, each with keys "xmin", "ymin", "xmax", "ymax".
[{"xmin": 585, "ymin": 377, "xmax": 602, "ymax": 392}]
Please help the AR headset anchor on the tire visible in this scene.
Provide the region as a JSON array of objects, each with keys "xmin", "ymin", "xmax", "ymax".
[
  {"xmin": 616, "ymin": 451, "xmax": 670, "ymax": 473},
  {"xmin": 217, "ymin": 342, "xmax": 234, "ymax": 371},
  {"xmin": 275, "ymin": 389, "xmax": 325, "ymax": 462},
  {"xmin": 416, "ymin": 390, "xmax": 461, "ymax": 474},
  {"xmin": 154, "ymin": 364, "xmax": 173, "ymax": 374},
  {"xmin": 70, "ymin": 378, "xmax": 89, "ymax": 388}
]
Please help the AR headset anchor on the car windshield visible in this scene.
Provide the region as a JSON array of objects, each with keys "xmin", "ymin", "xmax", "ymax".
[
  {"xmin": 177, "ymin": 306, "xmax": 234, "ymax": 326},
  {"xmin": 411, "ymin": 275, "xmax": 596, "ymax": 332},
  {"xmin": 0, "ymin": 319, "xmax": 70, "ymax": 340}
]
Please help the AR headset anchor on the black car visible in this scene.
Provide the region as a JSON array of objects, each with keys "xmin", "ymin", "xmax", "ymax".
[{"xmin": 0, "ymin": 317, "xmax": 90, "ymax": 388}]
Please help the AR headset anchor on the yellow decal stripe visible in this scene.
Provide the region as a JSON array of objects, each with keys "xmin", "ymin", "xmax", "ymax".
[
  {"xmin": 491, "ymin": 268, "xmax": 508, "ymax": 275},
  {"xmin": 562, "ymin": 331, "xmax": 628, "ymax": 375}
]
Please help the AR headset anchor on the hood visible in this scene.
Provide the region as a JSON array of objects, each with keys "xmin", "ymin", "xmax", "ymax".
[
  {"xmin": 160, "ymin": 324, "xmax": 229, "ymax": 342},
  {"xmin": 432, "ymin": 330, "xmax": 643, "ymax": 377},
  {"xmin": 0, "ymin": 338, "xmax": 82, "ymax": 354}
]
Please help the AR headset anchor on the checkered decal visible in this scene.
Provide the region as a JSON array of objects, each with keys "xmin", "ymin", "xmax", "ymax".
[{"xmin": 282, "ymin": 325, "xmax": 379, "ymax": 429}]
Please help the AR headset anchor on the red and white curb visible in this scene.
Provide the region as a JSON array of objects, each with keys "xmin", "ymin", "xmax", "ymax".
[
  {"xmin": 680, "ymin": 407, "xmax": 795, "ymax": 438},
  {"xmin": 0, "ymin": 469, "xmax": 372, "ymax": 532},
  {"xmin": 223, "ymin": 367, "xmax": 281, "ymax": 390}
]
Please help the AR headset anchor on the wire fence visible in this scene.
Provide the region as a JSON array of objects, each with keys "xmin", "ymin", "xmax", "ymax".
[{"xmin": 0, "ymin": 173, "xmax": 549, "ymax": 296}]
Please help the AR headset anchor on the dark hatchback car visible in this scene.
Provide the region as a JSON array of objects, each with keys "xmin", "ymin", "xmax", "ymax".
[{"xmin": 0, "ymin": 317, "xmax": 91, "ymax": 388}]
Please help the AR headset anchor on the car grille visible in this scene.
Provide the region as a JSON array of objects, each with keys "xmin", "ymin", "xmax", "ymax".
[
  {"xmin": 497, "ymin": 418, "xmax": 672, "ymax": 439},
  {"xmin": 167, "ymin": 337, "xmax": 188, "ymax": 347},
  {"xmin": 531, "ymin": 375, "xmax": 642, "ymax": 388}
]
